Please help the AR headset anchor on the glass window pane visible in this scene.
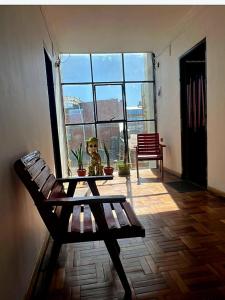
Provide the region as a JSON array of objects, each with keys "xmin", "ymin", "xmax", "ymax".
[
  {"xmin": 127, "ymin": 121, "xmax": 156, "ymax": 169},
  {"xmin": 97, "ymin": 123, "xmax": 125, "ymax": 167},
  {"xmin": 63, "ymin": 85, "xmax": 94, "ymax": 124},
  {"xmin": 60, "ymin": 54, "xmax": 91, "ymax": 83},
  {"xmin": 127, "ymin": 121, "xmax": 155, "ymax": 138},
  {"xmin": 92, "ymin": 54, "xmax": 123, "ymax": 82},
  {"xmin": 66, "ymin": 124, "xmax": 95, "ymax": 173},
  {"xmin": 95, "ymin": 85, "xmax": 123, "ymax": 121},
  {"xmin": 124, "ymin": 53, "xmax": 153, "ymax": 81},
  {"xmin": 126, "ymin": 83, "xmax": 154, "ymax": 120}
]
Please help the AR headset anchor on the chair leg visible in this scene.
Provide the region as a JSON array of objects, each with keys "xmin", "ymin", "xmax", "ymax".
[
  {"xmin": 161, "ymin": 158, "xmax": 164, "ymax": 181},
  {"xmin": 104, "ymin": 240, "xmax": 131, "ymax": 296},
  {"xmin": 136, "ymin": 157, "xmax": 139, "ymax": 180}
]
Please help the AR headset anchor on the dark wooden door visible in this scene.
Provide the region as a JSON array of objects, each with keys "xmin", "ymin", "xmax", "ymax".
[{"xmin": 180, "ymin": 40, "xmax": 207, "ymax": 187}]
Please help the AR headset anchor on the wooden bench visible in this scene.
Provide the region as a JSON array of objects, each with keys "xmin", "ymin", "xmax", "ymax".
[{"xmin": 14, "ymin": 151, "xmax": 145, "ymax": 297}]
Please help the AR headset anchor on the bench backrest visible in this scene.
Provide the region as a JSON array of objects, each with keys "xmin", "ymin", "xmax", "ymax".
[{"xmin": 14, "ymin": 151, "xmax": 68, "ymax": 239}]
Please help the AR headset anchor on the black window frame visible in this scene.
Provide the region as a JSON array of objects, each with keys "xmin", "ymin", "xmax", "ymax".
[{"xmin": 60, "ymin": 52, "xmax": 157, "ymax": 165}]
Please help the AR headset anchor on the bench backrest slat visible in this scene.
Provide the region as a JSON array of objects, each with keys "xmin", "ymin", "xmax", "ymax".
[
  {"xmin": 21, "ymin": 150, "xmax": 40, "ymax": 168},
  {"xmin": 34, "ymin": 165, "xmax": 51, "ymax": 190},
  {"xmin": 14, "ymin": 151, "xmax": 67, "ymax": 239},
  {"xmin": 27, "ymin": 158, "xmax": 46, "ymax": 180},
  {"xmin": 41, "ymin": 174, "xmax": 57, "ymax": 198}
]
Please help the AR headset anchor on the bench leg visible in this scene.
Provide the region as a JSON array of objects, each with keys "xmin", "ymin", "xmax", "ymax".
[
  {"xmin": 50, "ymin": 241, "xmax": 62, "ymax": 268},
  {"xmin": 37, "ymin": 240, "xmax": 62, "ymax": 299},
  {"xmin": 112, "ymin": 239, "xmax": 120, "ymax": 254},
  {"xmin": 104, "ymin": 240, "xmax": 131, "ymax": 297}
]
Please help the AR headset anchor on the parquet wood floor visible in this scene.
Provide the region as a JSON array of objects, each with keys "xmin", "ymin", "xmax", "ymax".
[{"xmin": 46, "ymin": 170, "xmax": 225, "ymax": 300}]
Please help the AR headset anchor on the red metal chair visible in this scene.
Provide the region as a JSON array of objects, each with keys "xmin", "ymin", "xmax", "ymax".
[{"xmin": 136, "ymin": 133, "xmax": 164, "ymax": 180}]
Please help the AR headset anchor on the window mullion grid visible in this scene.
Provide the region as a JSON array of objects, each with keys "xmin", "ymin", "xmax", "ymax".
[
  {"xmin": 152, "ymin": 53, "xmax": 157, "ymax": 133},
  {"xmin": 121, "ymin": 53, "xmax": 130, "ymax": 162},
  {"xmin": 90, "ymin": 53, "xmax": 98, "ymax": 138},
  {"xmin": 61, "ymin": 80, "xmax": 154, "ymax": 85},
  {"xmin": 61, "ymin": 53, "xmax": 157, "ymax": 167}
]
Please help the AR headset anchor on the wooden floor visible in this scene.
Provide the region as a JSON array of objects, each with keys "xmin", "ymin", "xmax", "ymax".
[{"xmin": 47, "ymin": 169, "xmax": 225, "ymax": 300}]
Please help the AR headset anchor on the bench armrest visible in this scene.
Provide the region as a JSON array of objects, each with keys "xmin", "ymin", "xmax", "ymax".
[
  {"xmin": 56, "ymin": 175, "xmax": 113, "ymax": 183},
  {"xmin": 45, "ymin": 195, "xmax": 126, "ymax": 206}
]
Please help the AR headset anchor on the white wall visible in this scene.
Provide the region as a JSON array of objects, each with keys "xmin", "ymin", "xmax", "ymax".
[
  {"xmin": 54, "ymin": 67, "xmax": 68, "ymax": 176},
  {"xmin": 156, "ymin": 6, "xmax": 225, "ymax": 192},
  {"xmin": 0, "ymin": 6, "xmax": 59, "ymax": 299}
]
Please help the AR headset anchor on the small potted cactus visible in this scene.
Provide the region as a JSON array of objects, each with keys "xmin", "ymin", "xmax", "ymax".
[
  {"xmin": 71, "ymin": 143, "xmax": 86, "ymax": 176},
  {"xmin": 103, "ymin": 143, "xmax": 114, "ymax": 175}
]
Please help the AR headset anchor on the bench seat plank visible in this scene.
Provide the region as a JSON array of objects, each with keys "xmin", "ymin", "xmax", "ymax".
[
  {"xmin": 113, "ymin": 203, "xmax": 130, "ymax": 228},
  {"xmin": 122, "ymin": 201, "xmax": 142, "ymax": 228},
  {"xmin": 83, "ymin": 205, "xmax": 93, "ymax": 233},
  {"xmin": 71, "ymin": 206, "xmax": 81, "ymax": 233},
  {"xmin": 103, "ymin": 203, "xmax": 118, "ymax": 230}
]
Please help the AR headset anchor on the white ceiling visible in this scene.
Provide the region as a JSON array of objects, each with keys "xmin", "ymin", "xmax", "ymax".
[{"xmin": 42, "ymin": 5, "xmax": 201, "ymax": 54}]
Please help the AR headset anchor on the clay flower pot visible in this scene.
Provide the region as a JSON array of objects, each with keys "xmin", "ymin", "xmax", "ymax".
[
  {"xmin": 77, "ymin": 168, "xmax": 86, "ymax": 177},
  {"xmin": 104, "ymin": 166, "xmax": 114, "ymax": 175}
]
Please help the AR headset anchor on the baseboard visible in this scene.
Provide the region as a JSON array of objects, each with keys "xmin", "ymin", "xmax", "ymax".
[
  {"xmin": 208, "ymin": 186, "xmax": 225, "ymax": 198},
  {"xmin": 25, "ymin": 232, "xmax": 50, "ymax": 300},
  {"xmin": 164, "ymin": 167, "xmax": 182, "ymax": 178}
]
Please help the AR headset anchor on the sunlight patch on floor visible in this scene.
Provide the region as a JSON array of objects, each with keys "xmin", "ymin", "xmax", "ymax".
[
  {"xmin": 73, "ymin": 168, "xmax": 181, "ymax": 215},
  {"xmin": 131, "ymin": 194, "xmax": 180, "ymax": 215}
]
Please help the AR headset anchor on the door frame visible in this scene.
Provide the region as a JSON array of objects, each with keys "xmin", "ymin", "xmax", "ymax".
[
  {"xmin": 44, "ymin": 48, "xmax": 62, "ymax": 177},
  {"xmin": 179, "ymin": 38, "xmax": 207, "ymax": 187}
]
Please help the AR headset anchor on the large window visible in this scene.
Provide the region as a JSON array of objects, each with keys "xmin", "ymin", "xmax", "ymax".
[{"xmin": 60, "ymin": 53, "xmax": 156, "ymax": 173}]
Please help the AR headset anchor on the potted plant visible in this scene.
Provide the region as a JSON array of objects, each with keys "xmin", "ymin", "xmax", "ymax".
[
  {"xmin": 117, "ymin": 160, "xmax": 130, "ymax": 177},
  {"xmin": 71, "ymin": 143, "xmax": 86, "ymax": 176},
  {"xmin": 118, "ymin": 136, "xmax": 130, "ymax": 177},
  {"xmin": 103, "ymin": 143, "xmax": 114, "ymax": 175}
]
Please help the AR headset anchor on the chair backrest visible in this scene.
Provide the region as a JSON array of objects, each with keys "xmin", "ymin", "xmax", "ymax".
[
  {"xmin": 14, "ymin": 151, "xmax": 67, "ymax": 239},
  {"xmin": 137, "ymin": 133, "xmax": 160, "ymax": 155}
]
